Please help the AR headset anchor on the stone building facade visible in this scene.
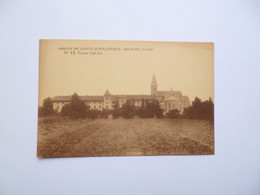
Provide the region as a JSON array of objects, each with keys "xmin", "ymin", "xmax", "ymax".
[
  {"xmin": 51, "ymin": 74, "xmax": 190, "ymax": 114},
  {"xmin": 150, "ymin": 74, "xmax": 190, "ymax": 114}
]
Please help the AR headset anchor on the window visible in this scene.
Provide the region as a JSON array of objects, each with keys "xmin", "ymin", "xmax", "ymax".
[
  {"xmin": 99, "ymin": 105, "xmax": 101, "ymax": 108},
  {"xmin": 94, "ymin": 105, "xmax": 96, "ymax": 109},
  {"xmin": 106, "ymin": 105, "xmax": 108, "ymax": 108},
  {"xmin": 57, "ymin": 106, "xmax": 59, "ymax": 109}
]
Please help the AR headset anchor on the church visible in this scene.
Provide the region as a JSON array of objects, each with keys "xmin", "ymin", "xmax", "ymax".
[{"xmin": 51, "ymin": 74, "xmax": 190, "ymax": 114}]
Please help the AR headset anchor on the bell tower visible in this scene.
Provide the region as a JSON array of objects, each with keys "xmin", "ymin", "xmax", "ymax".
[{"xmin": 151, "ymin": 73, "xmax": 158, "ymax": 96}]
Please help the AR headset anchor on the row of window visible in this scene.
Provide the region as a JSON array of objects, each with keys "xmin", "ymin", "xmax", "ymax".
[
  {"xmin": 55, "ymin": 101, "xmax": 150, "ymax": 109},
  {"xmin": 167, "ymin": 104, "xmax": 184, "ymax": 110},
  {"xmin": 92, "ymin": 105, "xmax": 102, "ymax": 109},
  {"xmin": 55, "ymin": 102, "xmax": 66, "ymax": 105},
  {"xmin": 56, "ymin": 104, "xmax": 153, "ymax": 110},
  {"xmin": 88, "ymin": 102, "xmax": 102, "ymax": 105},
  {"xmin": 90, "ymin": 105, "xmax": 110, "ymax": 109}
]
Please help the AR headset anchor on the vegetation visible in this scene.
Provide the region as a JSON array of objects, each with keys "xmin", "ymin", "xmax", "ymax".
[
  {"xmin": 61, "ymin": 93, "xmax": 88, "ymax": 119},
  {"xmin": 40, "ymin": 92, "xmax": 214, "ymax": 121},
  {"xmin": 112, "ymin": 100, "xmax": 121, "ymax": 119},
  {"xmin": 121, "ymin": 100, "xmax": 136, "ymax": 118},
  {"xmin": 183, "ymin": 97, "xmax": 214, "ymax": 121},
  {"xmin": 38, "ymin": 95, "xmax": 214, "ymax": 158},
  {"xmin": 38, "ymin": 97, "xmax": 54, "ymax": 117},
  {"xmin": 166, "ymin": 109, "xmax": 180, "ymax": 119},
  {"xmin": 136, "ymin": 99, "xmax": 164, "ymax": 118},
  {"xmin": 87, "ymin": 109, "xmax": 101, "ymax": 119},
  {"xmin": 37, "ymin": 118, "xmax": 214, "ymax": 158}
]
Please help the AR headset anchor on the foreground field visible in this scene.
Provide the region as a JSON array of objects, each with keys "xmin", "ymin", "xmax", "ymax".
[{"xmin": 37, "ymin": 117, "xmax": 214, "ymax": 158}]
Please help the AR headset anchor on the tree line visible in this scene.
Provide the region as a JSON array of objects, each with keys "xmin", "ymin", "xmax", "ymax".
[{"xmin": 39, "ymin": 93, "xmax": 214, "ymax": 121}]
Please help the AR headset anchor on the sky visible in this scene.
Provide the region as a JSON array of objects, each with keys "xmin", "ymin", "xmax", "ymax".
[{"xmin": 38, "ymin": 40, "xmax": 214, "ymax": 105}]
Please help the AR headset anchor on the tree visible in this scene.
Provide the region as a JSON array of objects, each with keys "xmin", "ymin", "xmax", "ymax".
[
  {"xmin": 154, "ymin": 100, "xmax": 164, "ymax": 118},
  {"xmin": 100, "ymin": 109, "xmax": 111, "ymax": 119},
  {"xmin": 112, "ymin": 99, "xmax": 121, "ymax": 118},
  {"xmin": 137, "ymin": 98, "xmax": 147, "ymax": 118},
  {"xmin": 61, "ymin": 93, "xmax": 88, "ymax": 119},
  {"xmin": 145, "ymin": 100, "xmax": 154, "ymax": 118},
  {"xmin": 137, "ymin": 99, "xmax": 163, "ymax": 118},
  {"xmin": 87, "ymin": 109, "xmax": 101, "ymax": 119},
  {"xmin": 183, "ymin": 97, "xmax": 214, "ymax": 121},
  {"xmin": 38, "ymin": 97, "xmax": 54, "ymax": 117},
  {"xmin": 121, "ymin": 100, "xmax": 135, "ymax": 118}
]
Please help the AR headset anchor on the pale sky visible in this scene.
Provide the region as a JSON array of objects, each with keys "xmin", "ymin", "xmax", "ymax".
[{"xmin": 39, "ymin": 40, "xmax": 214, "ymax": 105}]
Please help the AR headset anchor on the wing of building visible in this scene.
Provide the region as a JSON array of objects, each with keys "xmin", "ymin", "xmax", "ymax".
[{"xmin": 51, "ymin": 74, "xmax": 190, "ymax": 114}]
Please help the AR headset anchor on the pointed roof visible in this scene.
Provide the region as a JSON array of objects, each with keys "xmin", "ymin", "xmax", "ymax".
[
  {"xmin": 104, "ymin": 90, "xmax": 111, "ymax": 96},
  {"xmin": 151, "ymin": 73, "xmax": 157, "ymax": 86}
]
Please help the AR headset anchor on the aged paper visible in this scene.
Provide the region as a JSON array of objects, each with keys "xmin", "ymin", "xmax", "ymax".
[{"xmin": 38, "ymin": 40, "xmax": 214, "ymax": 158}]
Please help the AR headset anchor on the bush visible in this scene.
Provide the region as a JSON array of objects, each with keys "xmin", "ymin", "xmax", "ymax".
[
  {"xmin": 100, "ymin": 109, "xmax": 112, "ymax": 119},
  {"xmin": 38, "ymin": 97, "xmax": 55, "ymax": 117},
  {"xmin": 121, "ymin": 100, "xmax": 135, "ymax": 119},
  {"xmin": 137, "ymin": 99, "xmax": 163, "ymax": 118},
  {"xmin": 183, "ymin": 97, "xmax": 214, "ymax": 121},
  {"xmin": 87, "ymin": 109, "xmax": 101, "ymax": 119},
  {"xmin": 61, "ymin": 93, "xmax": 88, "ymax": 119},
  {"xmin": 166, "ymin": 109, "xmax": 180, "ymax": 119},
  {"xmin": 112, "ymin": 100, "xmax": 121, "ymax": 119}
]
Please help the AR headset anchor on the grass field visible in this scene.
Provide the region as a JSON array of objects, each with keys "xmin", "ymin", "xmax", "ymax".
[{"xmin": 37, "ymin": 117, "xmax": 214, "ymax": 158}]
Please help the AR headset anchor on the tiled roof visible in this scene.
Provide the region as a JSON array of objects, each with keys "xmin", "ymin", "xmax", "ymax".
[
  {"xmin": 113, "ymin": 95, "xmax": 156, "ymax": 101},
  {"xmin": 166, "ymin": 96, "xmax": 179, "ymax": 101},
  {"xmin": 51, "ymin": 96, "xmax": 71, "ymax": 101},
  {"xmin": 51, "ymin": 91, "xmax": 189, "ymax": 103},
  {"xmin": 51, "ymin": 95, "xmax": 103, "ymax": 102},
  {"xmin": 157, "ymin": 90, "xmax": 191, "ymax": 102},
  {"xmin": 157, "ymin": 91, "xmax": 168, "ymax": 96},
  {"xmin": 51, "ymin": 94, "xmax": 156, "ymax": 102},
  {"xmin": 80, "ymin": 96, "xmax": 103, "ymax": 101},
  {"xmin": 182, "ymin": 96, "xmax": 190, "ymax": 102},
  {"xmin": 157, "ymin": 90, "xmax": 183, "ymax": 97}
]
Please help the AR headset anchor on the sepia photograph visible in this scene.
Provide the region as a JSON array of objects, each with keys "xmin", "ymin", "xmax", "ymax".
[
  {"xmin": 3, "ymin": 0, "xmax": 260, "ymax": 194},
  {"xmin": 37, "ymin": 40, "xmax": 214, "ymax": 158}
]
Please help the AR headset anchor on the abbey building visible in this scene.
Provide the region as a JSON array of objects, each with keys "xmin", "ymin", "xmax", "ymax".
[{"xmin": 51, "ymin": 74, "xmax": 190, "ymax": 114}]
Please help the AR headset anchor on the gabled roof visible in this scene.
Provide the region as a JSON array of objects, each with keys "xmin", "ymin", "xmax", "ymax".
[
  {"xmin": 157, "ymin": 90, "xmax": 183, "ymax": 97},
  {"xmin": 157, "ymin": 91, "xmax": 168, "ymax": 96},
  {"xmin": 166, "ymin": 96, "xmax": 179, "ymax": 101},
  {"xmin": 104, "ymin": 90, "xmax": 111, "ymax": 96},
  {"xmin": 182, "ymin": 96, "xmax": 190, "ymax": 102}
]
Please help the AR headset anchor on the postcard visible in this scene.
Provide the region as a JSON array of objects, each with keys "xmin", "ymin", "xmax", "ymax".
[{"xmin": 38, "ymin": 40, "xmax": 214, "ymax": 158}]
